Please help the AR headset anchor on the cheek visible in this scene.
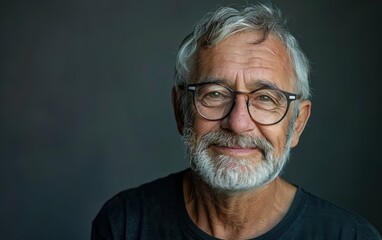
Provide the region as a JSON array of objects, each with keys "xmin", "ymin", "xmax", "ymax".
[
  {"xmin": 193, "ymin": 116, "xmax": 221, "ymax": 137},
  {"xmin": 259, "ymin": 123, "xmax": 289, "ymax": 154}
]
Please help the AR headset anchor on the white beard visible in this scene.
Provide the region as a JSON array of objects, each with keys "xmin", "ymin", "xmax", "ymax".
[{"xmin": 183, "ymin": 128, "xmax": 293, "ymax": 193}]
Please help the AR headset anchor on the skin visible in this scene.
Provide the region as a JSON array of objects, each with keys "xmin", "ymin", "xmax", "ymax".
[{"xmin": 172, "ymin": 31, "xmax": 311, "ymax": 239}]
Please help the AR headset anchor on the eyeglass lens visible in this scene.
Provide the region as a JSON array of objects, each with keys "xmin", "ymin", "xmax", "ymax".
[{"xmin": 193, "ymin": 83, "xmax": 290, "ymax": 125}]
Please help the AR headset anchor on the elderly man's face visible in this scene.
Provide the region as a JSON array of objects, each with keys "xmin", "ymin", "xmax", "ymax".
[
  {"xmin": 195, "ymin": 32, "xmax": 294, "ymax": 151},
  {"xmin": 181, "ymin": 31, "xmax": 310, "ymax": 192}
]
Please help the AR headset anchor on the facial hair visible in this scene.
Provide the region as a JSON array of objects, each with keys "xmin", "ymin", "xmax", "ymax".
[{"xmin": 183, "ymin": 127, "xmax": 293, "ymax": 194}]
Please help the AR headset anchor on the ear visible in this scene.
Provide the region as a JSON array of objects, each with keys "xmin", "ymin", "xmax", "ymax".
[
  {"xmin": 291, "ymin": 100, "xmax": 311, "ymax": 148},
  {"xmin": 172, "ymin": 86, "xmax": 184, "ymax": 135}
]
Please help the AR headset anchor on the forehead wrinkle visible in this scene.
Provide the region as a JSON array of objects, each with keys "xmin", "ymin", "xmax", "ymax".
[
  {"xmin": 212, "ymin": 42, "xmax": 288, "ymax": 72},
  {"xmin": 247, "ymin": 46, "xmax": 287, "ymax": 68},
  {"xmin": 198, "ymin": 72, "xmax": 282, "ymax": 92},
  {"xmin": 249, "ymin": 35, "xmax": 292, "ymax": 70},
  {"xmin": 205, "ymin": 52, "xmax": 278, "ymax": 72},
  {"xmin": 196, "ymin": 32, "xmax": 294, "ymax": 91},
  {"xmin": 198, "ymin": 57, "xmax": 289, "ymax": 91}
]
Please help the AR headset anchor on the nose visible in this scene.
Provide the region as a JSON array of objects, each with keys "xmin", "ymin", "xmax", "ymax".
[{"xmin": 221, "ymin": 94, "xmax": 257, "ymax": 134}]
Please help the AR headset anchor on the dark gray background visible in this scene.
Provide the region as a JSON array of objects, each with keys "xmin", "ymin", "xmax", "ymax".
[{"xmin": 1, "ymin": 0, "xmax": 381, "ymax": 239}]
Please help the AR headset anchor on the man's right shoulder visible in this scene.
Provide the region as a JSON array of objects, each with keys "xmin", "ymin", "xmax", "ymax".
[
  {"xmin": 91, "ymin": 169, "xmax": 187, "ymax": 240},
  {"xmin": 123, "ymin": 170, "xmax": 182, "ymax": 200},
  {"xmin": 98, "ymin": 169, "xmax": 186, "ymax": 214}
]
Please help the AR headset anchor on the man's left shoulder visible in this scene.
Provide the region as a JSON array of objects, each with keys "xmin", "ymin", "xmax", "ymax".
[{"xmin": 299, "ymin": 188, "xmax": 381, "ymax": 239}]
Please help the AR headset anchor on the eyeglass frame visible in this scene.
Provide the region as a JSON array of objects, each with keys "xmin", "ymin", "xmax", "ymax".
[{"xmin": 185, "ymin": 82, "xmax": 300, "ymax": 126}]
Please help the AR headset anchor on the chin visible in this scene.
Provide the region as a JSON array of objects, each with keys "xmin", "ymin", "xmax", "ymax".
[{"xmin": 193, "ymin": 154, "xmax": 280, "ymax": 194}]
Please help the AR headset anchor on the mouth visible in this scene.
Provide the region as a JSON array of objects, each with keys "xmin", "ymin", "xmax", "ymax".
[{"xmin": 210, "ymin": 144, "xmax": 261, "ymax": 157}]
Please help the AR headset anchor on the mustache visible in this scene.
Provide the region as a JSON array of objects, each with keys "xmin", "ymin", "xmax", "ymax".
[{"xmin": 199, "ymin": 131, "xmax": 274, "ymax": 155}]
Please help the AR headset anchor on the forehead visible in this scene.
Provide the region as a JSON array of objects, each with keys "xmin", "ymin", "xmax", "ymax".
[{"xmin": 195, "ymin": 31, "xmax": 294, "ymax": 91}]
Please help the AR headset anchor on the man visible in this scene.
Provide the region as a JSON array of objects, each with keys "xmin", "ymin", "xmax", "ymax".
[{"xmin": 91, "ymin": 4, "xmax": 381, "ymax": 239}]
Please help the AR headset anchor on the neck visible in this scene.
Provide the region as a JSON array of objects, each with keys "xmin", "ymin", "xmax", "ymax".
[{"xmin": 183, "ymin": 170, "xmax": 297, "ymax": 239}]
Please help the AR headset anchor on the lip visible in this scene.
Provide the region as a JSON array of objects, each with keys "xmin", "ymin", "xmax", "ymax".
[{"xmin": 210, "ymin": 144, "xmax": 259, "ymax": 157}]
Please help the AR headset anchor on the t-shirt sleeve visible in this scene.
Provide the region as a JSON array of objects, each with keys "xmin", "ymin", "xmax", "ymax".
[{"xmin": 91, "ymin": 193, "xmax": 127, "ymax": 240}]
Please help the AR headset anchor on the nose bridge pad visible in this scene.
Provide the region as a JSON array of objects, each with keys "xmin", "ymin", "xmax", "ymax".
[
  {"xmin": 245, "ymin": 95, "xmax": 252, "ymax": 119},
  {"xmin": 232, "ymin": 93, "xmax": 251, "ymax": 116},
  {"xmin": 245, "ymin": 95, "xmax": 250, "ymax": 107}
]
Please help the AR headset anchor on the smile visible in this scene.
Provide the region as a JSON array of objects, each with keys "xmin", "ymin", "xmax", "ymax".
[{"xmin": 210, "ymin": 144, "xmax": 260, "ymax": 157}]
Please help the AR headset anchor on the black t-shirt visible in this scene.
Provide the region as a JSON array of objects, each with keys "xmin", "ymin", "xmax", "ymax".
[{"xmin": 91, "ymin": 169, "xmax": 381, "ymax": 240}]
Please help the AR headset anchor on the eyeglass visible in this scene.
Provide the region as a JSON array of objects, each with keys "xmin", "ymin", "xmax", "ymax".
[{"xmin": 187, "ymin": 82, "xmax": 299, "ymax": 126}]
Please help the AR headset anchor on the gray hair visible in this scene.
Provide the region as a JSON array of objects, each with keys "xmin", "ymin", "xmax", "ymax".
[{"xmin": 174, "ymin": 4, "xmax": 311, "ymax": 126}]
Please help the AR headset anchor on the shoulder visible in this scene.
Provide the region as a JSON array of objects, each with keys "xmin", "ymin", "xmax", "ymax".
[
  {"xmin": 96, "ymin": 169, "xmax": 185, "ymax": 215},
  {"xmin": 91, "ymin": 170, "xmax": 187, "ymax": 240},
  {"xmin": 113, "ymin": 170, "xmax": 184, "ymax": 205},
  {"xmin": 296, "ymin": 188, "xmax": 381, "ymax": 239}
]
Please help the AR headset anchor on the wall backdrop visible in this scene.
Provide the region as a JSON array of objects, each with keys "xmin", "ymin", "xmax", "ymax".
[{"xmin": 1, "ymin": 0, "xmax": 381, "ymax": 239}]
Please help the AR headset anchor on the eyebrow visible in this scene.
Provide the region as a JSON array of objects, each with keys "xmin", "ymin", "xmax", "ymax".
[
  {"xmin": 251, "ymin": 80, "xmax": 280, "ymax": 90},
  {"xmin": 198, "ymin": 78, "xmax": 281, "ymax": 91},
  {"xmin": 197, "ymin": 77, "xmax": 226, "ymax": 84}
]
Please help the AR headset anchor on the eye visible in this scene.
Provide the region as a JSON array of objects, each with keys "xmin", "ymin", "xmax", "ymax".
[
  {"xmin": 201, "ymin": 90, "xmax": 230, "ymax": 102},
  {"xmin": 207, "ymin": 91, "xmax": 223, "ymax": 98},
  {"xmin": 252, "ymin": 89, "xmax": 283, "ymax": 105},
  {"xmin": 250, "ymin": 89, "xmax": 288, "ymax": 111},
  {"xmin": 254, "ymin": 94, "xmax": 277, "ymax": 104},
  {"xmin": 197, "ymin": 85, "xmax": 230, "ymax": 101},
  {"xmin": 196, "ymin": 84, "xmax": 232, "ymax": 107},
  {"xmin": 258, "ymin": 95, "xmax": 272, "ymax": 102}
]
